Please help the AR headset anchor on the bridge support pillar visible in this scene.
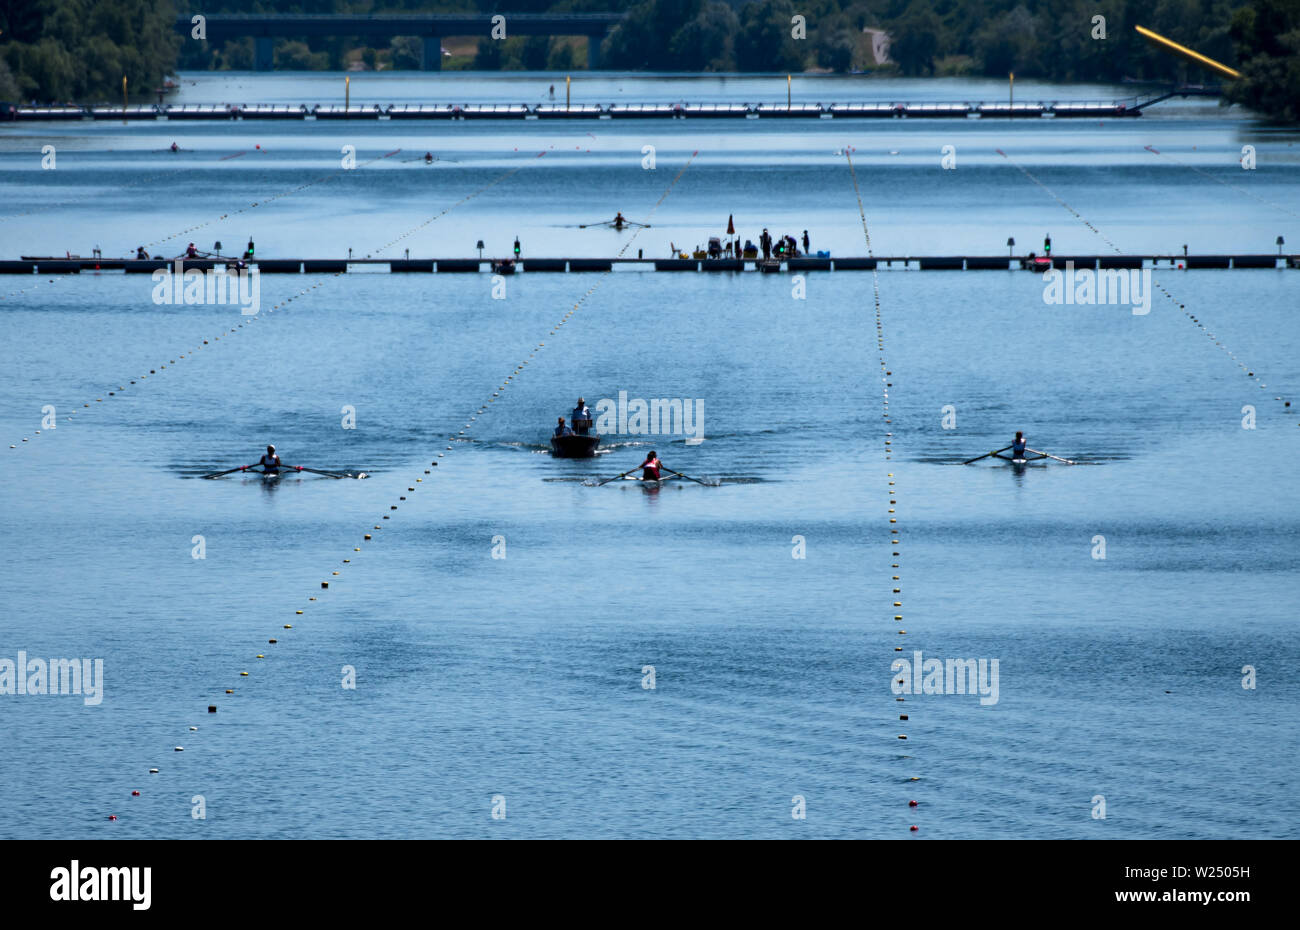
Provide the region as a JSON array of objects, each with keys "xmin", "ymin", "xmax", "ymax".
[
  {"xmin": 587, "ymin": 34, "xmax": 601, "ymax": 70},
  {"xmin": 422, "ymin": 35, "xmax": 443, "ymax": 71},
  {"xmin": 254, "ymin": 36, "xmax": 274, "ymax": 71}
]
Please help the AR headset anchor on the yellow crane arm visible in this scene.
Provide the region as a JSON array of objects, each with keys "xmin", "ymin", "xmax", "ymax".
[{"xmin": 1135, "ymin": 25, "xmax": 1241, "ymax": 80}]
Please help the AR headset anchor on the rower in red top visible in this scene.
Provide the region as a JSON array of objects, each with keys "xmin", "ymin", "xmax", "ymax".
[{"xmin": 639, "ymin": 450, "xmax": 662, "ymax": 481}]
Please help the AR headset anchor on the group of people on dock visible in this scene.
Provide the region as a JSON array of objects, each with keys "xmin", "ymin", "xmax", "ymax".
[
  {"xmin": 671, "ymin": 228, "xmax": 813, "ymax": 260},
  {"xmin": 759, "ymin": 228, "xmax": 811, "ymax": 260}
]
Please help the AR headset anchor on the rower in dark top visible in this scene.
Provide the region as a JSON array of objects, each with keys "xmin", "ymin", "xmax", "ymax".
[
  {"xmin": 135, "ymin": 246, "xmax": 150, "ymax": 260},
  {"xmin": 1012, "ymin": 431, "xmax": 1027, "ymax": 460},
  {"xmin": 571, "ymin": 398, "xmax": 592, "ymax": 435},
  {"xmin": 639, "ymin": 450, "xmax": 662, "ymax": 481},
  {"xmin": 554, "ymin": 417, "xmax": 573, "ymax": 437},
  {"xmin": 170, "ymin": 142, "xmax": 179, "ymax": 153},
  {"xmin": 259, "ymin": 444, "xmax": 281, "ymax": 474},
  {"xmin": 184, "ymin": 242, "xmax": 199, "ymax": 258},
  {"xmin": 613, "ymin": 212, "xmax": 626, "ymax": 229}
]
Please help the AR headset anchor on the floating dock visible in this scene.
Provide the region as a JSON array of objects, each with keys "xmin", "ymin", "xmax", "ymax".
[
  {"xmin": 6, "ymin": 254, "xmax": 1296, "ymax": 274},
  {"xmin": 3, "ymin": 100, "xmax": 1157, "ymax": 123}
]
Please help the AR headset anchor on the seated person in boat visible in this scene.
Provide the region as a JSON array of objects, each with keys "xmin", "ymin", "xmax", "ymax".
[
  {"xmin": 554, "ymin": 417, "xmax": 573, "ymax": 437},
  {"xmin": 259, "ymin": 444, "xmax": 281, "ymax": 474},
  {"xmin": 571, "ymin": 398, "xmax": 592, "ymax": 435},
  {"xmin": 639, "ymin": 450, "xmax": 661, "ymax": 480}
]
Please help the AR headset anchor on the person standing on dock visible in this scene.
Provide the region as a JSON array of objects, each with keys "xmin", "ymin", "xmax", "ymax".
[
  {"xmin": 571, "ymin": 399, "xmax": 592, "ymax": 435},
  {"xmin": 135, "ymin": 246, "xmax": 150, "ymax": 259},
  {"xmin": 554, "ymin": 417, "xmax": 573, "ymax": 437},
  {"xmin": 760, "ymin": 229, "xmax": 772, "ymax": 260},
  {"xmin": 1012, "ymin": 431, "xmax": 1027, "ymax": 459},
  {"xmin": 802, "ymin": 230, "xmax": 810, "ymax": 254},
  {"xmin": 638, "ymin": 450, "xmax": 662, "ymax": 481}
]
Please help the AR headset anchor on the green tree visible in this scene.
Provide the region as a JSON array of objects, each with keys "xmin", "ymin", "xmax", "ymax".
[
  {"xmin": 604, "ymin": 0, "xmax": 705, "ymax": 69},
  {"xmin": 0, "ymin": 0, "xmax": 179, "ymax": 101},
  {"xmin": 887, "ymin": 0, "xmax": 942, "ymax": 75},
  {"xmin": 0, "ymin": 56, "xmax": 21, "ymax": 99},
  {"xmin": 521, "ymin": 35, "xmax": 550, "ymax": 70},
  {"xmin": 971, "ymin": 5, "xmax": 1043, "ymax": 76},
  {"xmin": 1225, "ymin": 0, "xmax": 1300, "ymax": 120},
  {"xmin": 219, "ymin": 37, "xmax": 254, "ymax": 71},
  {"xmin": 390, "ymin": 36, "xmax": 422, "ymax": 70},
  {"xmin": 0, "ymin": 0, "xmax": 45, "ymax": 44},
  {"xmin": 547, "ymin": 40, "xmax": 579, "ymax": 71},
  {"xmin": 276, "ymin": 41, "xmax": 328, "ymax": 71},
  {"xmin": 815, "ymin": 27, "xmax": 858, "ymax": 71},
  {"xmin": 475, "ymin": 37, "xmax": 503, "ymax": 70},
  {"xmin": 736, "ymin": 0, "xmax": 806, "ymax": 71},
  {"xmin": 667, "ymin": 1, "xmax": 740, "ymax": 70}
]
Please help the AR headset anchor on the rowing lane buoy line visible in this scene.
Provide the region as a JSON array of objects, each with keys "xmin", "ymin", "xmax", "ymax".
[
  {"xmin": 1142, "ymin": 144, "xmax": 1298, "ymax": 221},
  {"xmin": 0, "ymin": 270, "xmax": 68, "ymax": 309},
  {"xmin": 5, "ymin": 158, "xmax": 534, "ymax": 453},
  {"xmin": 145, "ymin": 148, "xmax": 404, "ymax": 252},
  {"xmin": 846, "ymin": 150, "xmax": 921, "ymax": 833},
  {"xmin": 997, "ymin": 149, "xmax": 1299, "ymax": 430},
  {"xmin": 124, "ymin": 153, "xmax": 697, "ymax": 819}
]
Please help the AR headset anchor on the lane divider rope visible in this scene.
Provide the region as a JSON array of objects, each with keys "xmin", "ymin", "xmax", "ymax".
[
  {"xmin": 847, "ymin": 151, "xmax": 921, "ymax": 834},
  {"xmin": 117, "ymin": 152, "xmax": 700, "ymax": 823},
  {"xmin": 997, "ymin": 148, "xmax": 1298, "ymax": 428}
]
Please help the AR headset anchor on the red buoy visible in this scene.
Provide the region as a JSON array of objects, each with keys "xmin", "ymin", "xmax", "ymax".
[
  {"xmin": 131, "ymin": 790, "xmax": 140, "ymax": 796},
  {"xmin": 909, "ymin": 824, "xmax": 918, "ymax": 831},
  {"xmin": 108, "ymin": 815, "xmax": 118, "ymax": 821},
  {"xmin": 908, "ymin": 800, "xmax": 918, "ymax": 807}
]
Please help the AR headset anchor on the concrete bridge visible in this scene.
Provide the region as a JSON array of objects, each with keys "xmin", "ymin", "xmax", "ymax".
[{"xmin": 176, "ymin": 13, "xmax": 627, "ymax": 71}]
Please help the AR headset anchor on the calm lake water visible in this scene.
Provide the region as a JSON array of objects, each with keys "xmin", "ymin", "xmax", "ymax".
[{"xmin": 1, "ymin": 73, "xmax": 1297, "ymax": 839}]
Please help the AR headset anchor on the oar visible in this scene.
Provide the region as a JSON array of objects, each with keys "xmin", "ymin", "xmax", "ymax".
[
  {"xmin": 661, "ymin": 467, "xmax": 707, "ymax": 486},
  {"xmin": 200, "ymin": 464, "xmax": 257, "ymax": 479},
  {"xmin": 962, "ymin": 445, "xmax": 1013, "ymax": 465},
  {"xmin": 1025, "ymin": 447, "xmax": 1077, "ymax": 465},
  {"xmin": 285, "ymin": 465, "xmax": 354, "ymax": 479},
  {"xmin": 597, "ymin": 467, "xmax": 640, "ymax": 486}
]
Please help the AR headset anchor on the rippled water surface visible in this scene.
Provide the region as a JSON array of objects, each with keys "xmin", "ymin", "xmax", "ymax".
[{"xmin": 1, "ymin": 74, "xmax": 1297, "ymax": 838}]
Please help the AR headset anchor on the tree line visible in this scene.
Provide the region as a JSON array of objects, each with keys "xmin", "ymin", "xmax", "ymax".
[{"xmin": 1, "ymin": 0, "xmax": 1296, "ymax": 121}]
